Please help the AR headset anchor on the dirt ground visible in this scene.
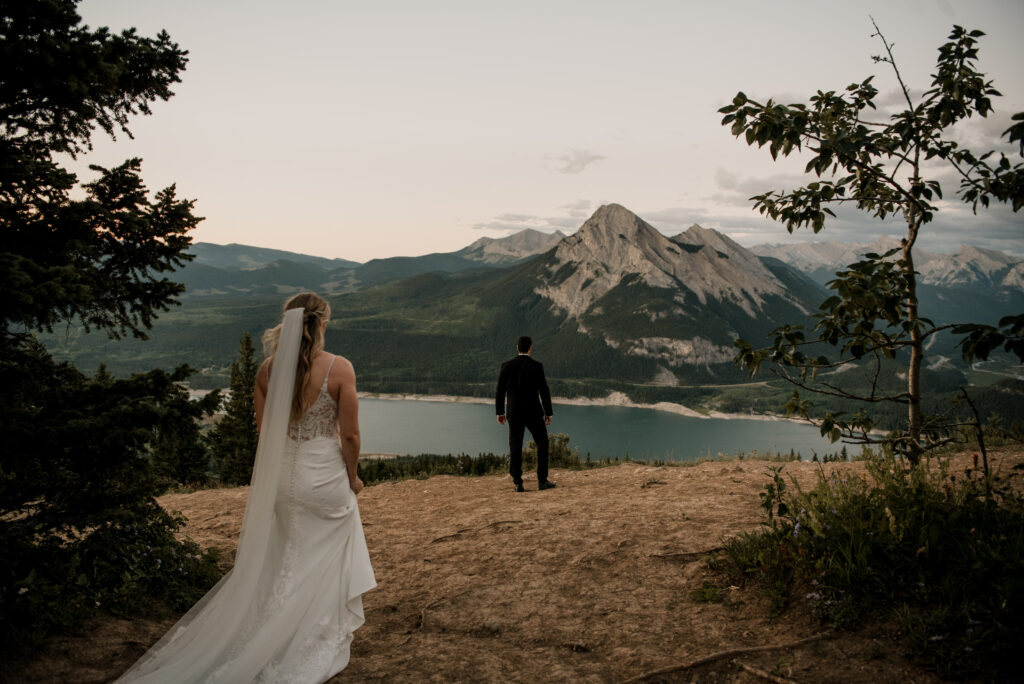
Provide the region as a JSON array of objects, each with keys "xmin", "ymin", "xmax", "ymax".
[{"xmin": 8, "ymin": 450, "xmax": 1020, "ymax": 683}]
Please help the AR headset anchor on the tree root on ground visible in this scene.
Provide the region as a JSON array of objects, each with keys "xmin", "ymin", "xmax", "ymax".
[
  {"xmin": 647, "ymin": 547, "xmax": 723, "ymax": 563},
  {"xmin": 429, "ymin": 519, "xmax": 522, "ymax": 544},
  {"xmin": 618, "ymin": 631, "xmax": 832, "ymax": 683}
]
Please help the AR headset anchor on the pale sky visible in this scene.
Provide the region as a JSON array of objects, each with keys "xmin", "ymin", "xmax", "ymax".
[{"xmin": 73, "ymin": 0, "xmax": 1024, "ymax": 261}]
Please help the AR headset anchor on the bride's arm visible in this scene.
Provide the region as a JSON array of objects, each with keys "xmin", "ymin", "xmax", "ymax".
[
  {"xmin": 254, "ymin": 359, "xmax": 272, "ymax": 433},
  {"xmin": 334, "ymin": 357, "xmax": 363, "ymax": 494}
]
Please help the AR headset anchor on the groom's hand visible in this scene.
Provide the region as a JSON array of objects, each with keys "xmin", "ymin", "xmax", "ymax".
[
  {"xmin": 497, "ymin": 415, "xmax": 505, "ymax": 425},
  {"xmin": 545, "ymin": 415, "xmax": 552, "ymax": 425}
]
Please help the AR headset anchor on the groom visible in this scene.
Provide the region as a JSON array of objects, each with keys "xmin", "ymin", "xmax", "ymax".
[{"xmin": 496, "ymin": 336, "xmax": 555, "ymax": 492}]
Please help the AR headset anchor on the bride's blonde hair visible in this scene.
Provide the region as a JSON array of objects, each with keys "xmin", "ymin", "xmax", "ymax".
[{"xmin": 263, "ymin": 292, "xmax": 331, "ymax": 421}]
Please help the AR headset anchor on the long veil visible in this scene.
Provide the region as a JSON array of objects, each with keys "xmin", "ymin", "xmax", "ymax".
[{"xmin": 118, "ymin": 307, "xmax": 305, "ymax": 683}]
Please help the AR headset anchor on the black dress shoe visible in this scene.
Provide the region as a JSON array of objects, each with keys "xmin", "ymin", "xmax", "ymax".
[
  {"xmin": 514, "ymin": 482, "xmax": 525, "ymax": 492},
  {"xmin": 538, "ymin": 480, "xmax": 557, "ymax": 491}
]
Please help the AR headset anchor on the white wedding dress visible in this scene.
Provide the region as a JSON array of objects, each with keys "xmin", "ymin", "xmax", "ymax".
[{"xmin": 119, "ymin": 310, "xmax": 376, "ymax": 683}]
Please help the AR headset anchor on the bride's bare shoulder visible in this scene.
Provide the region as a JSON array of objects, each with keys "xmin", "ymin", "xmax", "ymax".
[
  {"xmin": 326, "ymin": 355, "xmax": 355, "ymax": 400},
  {"xmin": 329, "ymin": 354, "xmax": 355, "ymax": 378}
]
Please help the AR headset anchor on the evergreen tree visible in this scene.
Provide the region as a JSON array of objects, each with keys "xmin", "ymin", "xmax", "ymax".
[
  {"xmin": 152, "ymin": 381, "xmax": 221, "ymax": 486},
  {"xmin": 0, "ymin": 0, "xmax": 197, "ymax": 338},
  {"xmin": 209, "ymin": 332, "xmax": 260, "ymax": 485},
  {"xmin": 0, "ymin": 0, "xmax": 219, "ymax": 653}
]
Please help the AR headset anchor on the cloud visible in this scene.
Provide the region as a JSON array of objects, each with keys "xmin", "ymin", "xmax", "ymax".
[
  {"xmin": 712, "ymin": 167, "xmax": 811, "ymax": 208},
  {"xmin": 559, "ymin": 198, "xmax": 594, "ymax": 219},
  {"xmin": 705, "ymin": 130, "xmax": 1024, "ymax": 252},
  {"xmin": 474, "ymin": 198, "xmax": 612, "ymax": 234},
  {"xmin": 714, "ymin": 168, "xmax": 738, "ymax": 191},
  {"xmin": 640, "ymin": 207, "xmax": 714, "ymax": 235},
  {"xmin": 872, "ymin": 87, "xmax": 925, "ymax": 113},
  {"xmin": 549, "ymin": 148, "xmax": 605, "ymax": 175},
  {"xmin": 473, "ymin": 211, "xmax": 583, "ymax": 234},
  {"xmin": 946, "ymin": 110, "xmax": 1021, "ymax": 157},
  {"xmin": 700, "ymin": 200, "xmax": 1023, "ymax": 257}
]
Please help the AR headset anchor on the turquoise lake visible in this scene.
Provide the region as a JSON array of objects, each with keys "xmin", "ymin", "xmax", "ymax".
[{"xmin": 358, "ymin": 398, "xmax": 842, "ymax": 462}]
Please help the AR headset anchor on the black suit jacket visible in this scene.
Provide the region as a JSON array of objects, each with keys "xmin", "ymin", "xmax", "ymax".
[{"xmin": 496, "ymin": 354, "xmax": 553, "ymax": 422}]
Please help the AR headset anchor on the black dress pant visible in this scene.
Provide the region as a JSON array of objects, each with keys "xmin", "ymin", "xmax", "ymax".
[{"xmin": 508, "ymin": 415, "xmax": 549, "ymax": 484}]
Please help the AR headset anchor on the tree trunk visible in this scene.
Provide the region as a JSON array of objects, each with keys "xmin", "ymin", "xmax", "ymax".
[{"xmin": 902, "ymin": 227, "xmax": 923, "ymax": 465}]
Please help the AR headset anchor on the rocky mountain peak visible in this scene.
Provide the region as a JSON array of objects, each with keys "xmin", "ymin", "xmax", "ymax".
[
  {"xmin": 536, "ymin": 203, "xmax": 806, "ymax": 319},
  {"xmin": 751, "ymin": 236, "xmax": 1023, "ymax": 290},
  {"xmin": 572, "ymin": 203, "xmax": 664, "ymax": 248},
  {"xmin": 953, "ymin": 245, "xmax": 1017, "ymax": 268},
  {"xmin": 460, "ymin": 228, "xmax": 565, "ymax": 264},
  {"xmin": 673, "ymin": 224, "xmax": 755, "ymax": 261}
]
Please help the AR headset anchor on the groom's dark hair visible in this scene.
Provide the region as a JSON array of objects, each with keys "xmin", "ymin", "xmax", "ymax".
[{"xmin": 517, "ymin": 336, "xmax": 532, "ymax": 353}]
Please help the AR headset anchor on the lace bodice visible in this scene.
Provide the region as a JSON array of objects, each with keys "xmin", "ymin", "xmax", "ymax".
[{"xmin": 287, "ymin": 357, "xmax": 339, "ymax": 442}]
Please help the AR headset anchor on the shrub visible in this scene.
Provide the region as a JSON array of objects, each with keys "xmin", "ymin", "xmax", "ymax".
[
  {"xmin": 522, "ymin": 432, "xmax": 588, "ymax": 469},
  {"xmin": 0, "ymin": 339, "xmax": 222, "ymax": 655},
  {"xmin": 358, "ymin": 453, "xmax": 508, "ymax": 485},
  {"xmin": 3, "ymin": 501, "xmax": 221, "ymax": 654},
  {"xmin": 722, "ymin": 452, "xmax": 1024, "ymax": 679},
  {"xmin": 357, "ymin": 433, "xmax": 623, "ymax": 486}
]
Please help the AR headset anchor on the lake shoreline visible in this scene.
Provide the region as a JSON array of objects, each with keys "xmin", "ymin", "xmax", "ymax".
[{"xmin": 357, "ymin": 390, "xmax": 802, "ymax": 424}]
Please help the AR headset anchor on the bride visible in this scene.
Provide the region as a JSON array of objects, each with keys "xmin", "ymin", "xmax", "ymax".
[{"xmin": 119, "ymin": 292, "xmax": 376, "ymax": 683}]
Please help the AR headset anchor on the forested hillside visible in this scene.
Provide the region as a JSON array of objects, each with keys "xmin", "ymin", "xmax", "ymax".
[{"xmin": 40, "ymin": 205, "xmax": 1023, "ymax": 431}]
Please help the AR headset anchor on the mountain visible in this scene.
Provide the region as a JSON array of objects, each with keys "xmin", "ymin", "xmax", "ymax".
[
  {"xmin": 750, "ymin": 238, "xmax": 1024, "ymax": 290},
  {"xmin": 41, "ymin": 204, "xmax": 1024, "ymax": 430},
  {"xmin": 340, "ymin": 229, "xmax": 566, "ymax": 289},
  {"xmin": 175, "ymin": 229, "xmax": 566, "ymax": 296},
  {"xmin": 750, "ymin": 237, "xmax": 1024, "ymax": 327},
  {"xmin": 522, "ymin": 204, "xmax": 821, "ymax": 371},
  {"xmin": 45, "ymin": 204, "xmax": 825, "ymax": 392},
  {"xmin": 915, "ymin": 245, "xmax": 1021, "ymax": 289},
  {"xmin": 189, "ymin": 242, "xmax": 360, "ymax": 271},
  {"xmin": 458, "ymin": 229, "xmax": 565, "ymax": 264}
]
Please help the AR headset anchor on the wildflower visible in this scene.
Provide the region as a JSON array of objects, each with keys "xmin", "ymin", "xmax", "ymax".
[
  {"xmin": 156, "ymin": 558, "xmax": 162, "ymax": 567},
  {"xmin": 805, "ymin": 592, "xmax": 821, "ymax": 600},
  {"xmin": 793, "ymin": 521, "xmax": 802, "ymax": 538},
  {"xmin": 18, "ymin": 587, "xmax": 28, "ymax": 595}
]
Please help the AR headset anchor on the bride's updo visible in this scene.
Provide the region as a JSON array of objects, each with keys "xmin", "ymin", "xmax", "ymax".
[{"xmin": 263, "ymin": 292, "xmax": 331, "ymax": 420}]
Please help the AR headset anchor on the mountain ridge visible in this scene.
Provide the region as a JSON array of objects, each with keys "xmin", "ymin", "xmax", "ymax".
[
  {"xmin": 523, "ymin": 204, "xmax": 822, "ymax": 373},
  {"xmin": 750, "ymin": 238, "xmax": 1024, "ymax": 290},
  {"xmin": 41, "ymin": 204, "xmax": 1021, "ymax": 408}
]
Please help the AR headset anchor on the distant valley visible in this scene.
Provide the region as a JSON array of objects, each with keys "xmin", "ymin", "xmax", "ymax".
[{"xmin": 43, "ymin": 204, "xmax": 1023, "ymax": 427}]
